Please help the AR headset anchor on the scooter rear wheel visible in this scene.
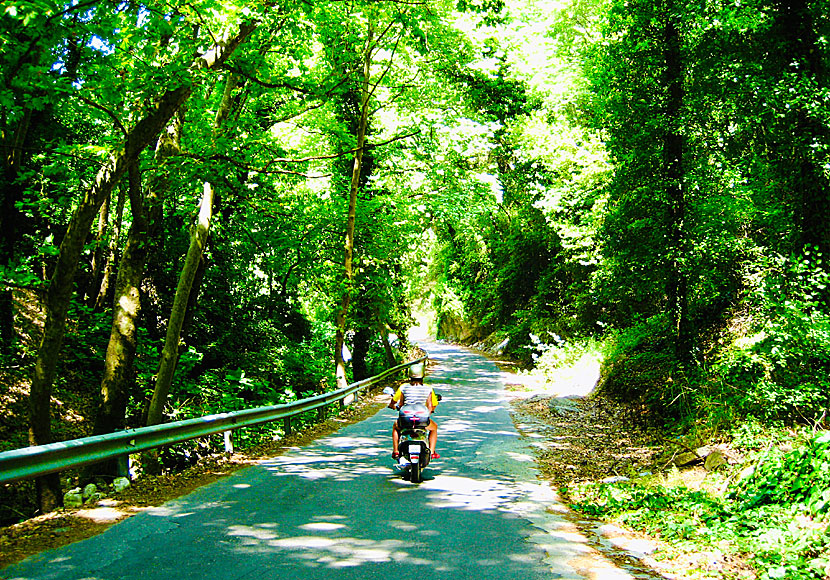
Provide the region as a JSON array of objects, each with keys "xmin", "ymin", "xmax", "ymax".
[{"xmin": 410, "ymin": 459, "xmax": 422, "ymax": 483}]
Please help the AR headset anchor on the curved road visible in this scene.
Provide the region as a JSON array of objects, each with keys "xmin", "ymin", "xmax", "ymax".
[{"xmin": 2, "ymin": 342, "xmax": 651, "ymax": 580}]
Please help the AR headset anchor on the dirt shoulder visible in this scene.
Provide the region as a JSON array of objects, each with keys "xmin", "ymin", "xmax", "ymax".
[
  {"xmin": 485, "ymin": 353, "xmax": 662, "ymax": 488},
  {"xmin": 511, "ymin": 390, "xmax": 661, "ymax": 488},
  {"xmin": 489, "ymin": 353, "xmax": 759, "ymax": 580}
]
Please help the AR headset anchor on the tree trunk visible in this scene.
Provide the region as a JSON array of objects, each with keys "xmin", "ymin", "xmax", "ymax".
[
  {"xmin": 94, "ymin": 181, "xmax": 127, "ymax": 310},
  {"xmin": 351, "ymin": 327, "xmax": 371, "ymax": 381},
  {"xmin": 181, "ymin": 250, "xmax": 208, "ymax": 339},
  {"xmin": 334, "ymin": 25, "xmax": 373, "ymax": 389},
  {"xmin": 146, "ymin": 182, "xmax": 215, "ymax": 426},
  {"xmin": 29, "ymin": 24, "xmax": 256, "ymax": 506},
  {"xmin": 0, "ymin": 170, "xmax": 23, "ymax": 352},
  {"xmin": 662, "ymin": 3, "xmax": 690, "ymax": 363},
  {"xmin": 90, "ymin": 159, "xmax": 162, "ymax": 441},
  {"xmin": 0, "ymin": 106, "xmax": 34, "ymax": 352},
  {"xmin": 381, "ymin": 327, "xmax": 397, "ymax": 368},
  {"xmin": 771, "ymin": 0, "xmax": 830, "ymax": 255},
  {"xmin": 88, "ymin": 110, "xmax": 186, "ymax": 482},
  {"xmin": 85, "ymin": 189, "xmax": 110, "ymax": 305},
  {"xmin": 146, "ymin": 71, "xmax": 238, "ymax": 427}
]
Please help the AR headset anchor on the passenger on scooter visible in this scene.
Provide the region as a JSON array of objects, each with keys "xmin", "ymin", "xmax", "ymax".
[{"xmin": 388, "ymin": 362, "xmax": 440, "ymax": 460}]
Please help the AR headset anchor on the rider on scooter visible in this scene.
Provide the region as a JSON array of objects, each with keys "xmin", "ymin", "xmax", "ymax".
[{"xmin": 388, "ymin": 362, "xmax": 440, "ymax": 460}]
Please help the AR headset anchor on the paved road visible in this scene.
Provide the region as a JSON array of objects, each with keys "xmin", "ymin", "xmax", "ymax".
[{"xmin": 2, "ymin": 342, "xmax": 648, "ymax": 580}]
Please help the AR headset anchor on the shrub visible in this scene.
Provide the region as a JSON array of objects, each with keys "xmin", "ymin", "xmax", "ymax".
[
  {"xmin": 712, "ymin": 251, "xmax": 830, "ymax": 425},
  {"xmin": 568, "ymin": 433, "xmax": 830, "ymax": 580},
  {"xmin": 598, "ymin": 315, "xmax": 688, "ymax": 421},
  {"xmin": 730, "ymin": 432, "xmax": 830, "ymax": 519}
]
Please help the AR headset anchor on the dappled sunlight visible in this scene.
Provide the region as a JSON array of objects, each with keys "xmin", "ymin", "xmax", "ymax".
[
  {"xmin": 259, "ymin": 430, "xmax": 393, "ymax": 482},
  {"xmin": 210, "ymin": 453, "xmax": 610, "ymax": 577},
  {"xmin": 218, "ymin": 499, "xmax": 564, "ymax": 574},
  {"xmin": 441, "ymin": 394, "xmax": 507, "ymax": 412},
  {"xmin": 217, "ymin": 507, "xmax": 434, "ymax": 570},
  {"xmin": 74, "ymin": 507, "xmax": 129, "ymax": 524},
  {"xmin": 468, "ymin": 404, "xmax": 503, "ymax": 413},
  {"xmin": 228, "ymin": 524, "xmax": 279, "ymax": 541},
  {"xmin": 262, "ymin": 454, "xmax": 391, "ymax": 481},
  {"xmin": 420, "ymin": 474, "xmax": 523, "ymax": 511},
  {"xmin": 438, "ymin": 406, "xmax": 523, "ymax": 439},
  {"xmin": 323, "ymin": 436, "xmax": 382, "ymax": 450},
  {"xmin": 300, "ymin": 522, "xmax": 347, "ymax": 531},
  {"xmin": 145, "ymin": 500, "xmax": 234, "ymax": 519},
  {"xmin": 268, "ymin": 536, "xmax": 412, "ymax": 568},
  {"xmin": 438, "ymin": 418, "xmax": 476, "ymax": 434}
]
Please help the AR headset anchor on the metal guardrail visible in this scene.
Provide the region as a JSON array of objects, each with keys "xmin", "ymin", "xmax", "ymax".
[{"xmin": 0, "ymin": 356, "xmax": 427, "ymax": 485}]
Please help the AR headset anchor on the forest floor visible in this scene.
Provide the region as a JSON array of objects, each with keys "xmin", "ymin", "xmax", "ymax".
[{"xmin": 0, "ymin": 349, "xmax": 741, "ymax": 578}]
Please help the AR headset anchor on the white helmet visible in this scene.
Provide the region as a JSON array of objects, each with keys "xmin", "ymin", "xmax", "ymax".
[{"xmin": 408, "ymin": 362, "xmax": 425, "ymax": 379}]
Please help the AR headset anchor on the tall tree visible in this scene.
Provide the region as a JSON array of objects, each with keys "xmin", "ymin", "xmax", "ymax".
[
  {"xmin": 334, "ymin": 21, "xmax": 374, "ymax": 389},
  {"xmin": 662, "ymin": 0, "xmax": 690, "ymax": 362},
  {"xmin": 147, "ymin": 72, "xmax": 241, "ymax": 428},
  {"xmin": 0, "ymin": 2, "xmax": 83, "ymax": 351},
  {"xmin": 329, "ymin": 2, "xmax": 437, "ymax": 388},
  {"xmin": 769, "ymin": 0, "xmax": 830, "ymax": 255},
  {"xmin": 29, "ymin": 11, "xmax": 257, "ymax": 508},
  {"xmin": 590, "ymin": 0, "xmax": 691, "ymax": 335}
]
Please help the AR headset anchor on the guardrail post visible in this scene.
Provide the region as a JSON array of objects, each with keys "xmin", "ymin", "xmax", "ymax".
[
  {"xmin": 283, "ymin": 417, "xmax": 292, "ymax": 437},
  {"xmin": 223, "ymin": 431, "xmax": 233, "ymax": 454},
  {"xmin": 116, "ymin": 454, "xmax": 131, "ymax": 479}
]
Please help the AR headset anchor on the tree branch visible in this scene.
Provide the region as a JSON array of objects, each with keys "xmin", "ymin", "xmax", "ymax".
[
  {"xmin": 185, "ymin": 152, "xmax": 333, "ymax": 177},
  {"xmin": 76, "ymin": 94, "xmax": 128, "ymax": 136},
  {"xmin": 367, "ymin": 129, "xmax": 421, "ymax": 149}
]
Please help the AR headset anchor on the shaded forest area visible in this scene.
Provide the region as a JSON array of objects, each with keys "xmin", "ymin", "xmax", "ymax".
[
  {"xmin": 434, "ymin": 0, "xmax": 830, "ymax": 433},
  {"xmin": 1, "ymin": 0, "xmax": 830, "ymax": 556},
  {"xmin": 431, "ymin": 0, "xmax": 830, "ymax": 434}
]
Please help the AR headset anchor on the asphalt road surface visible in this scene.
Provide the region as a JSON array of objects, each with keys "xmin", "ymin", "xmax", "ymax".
[{"xmin": 1, "ymin": 341, "xmax": 651, "ymax": 580}]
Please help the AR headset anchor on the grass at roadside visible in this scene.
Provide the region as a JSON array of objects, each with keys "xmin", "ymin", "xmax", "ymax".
[
  {"xmin": 491, "ymin": 335, "xmax": 830, "ymax": 580},
  {"xmin": 564, "ymin": 430, "xmax": 830, "ymax": 580}
]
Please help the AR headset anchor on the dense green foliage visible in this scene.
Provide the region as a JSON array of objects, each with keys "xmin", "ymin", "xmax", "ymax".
[
  {"xmin": 0, "ymin": 0, "xmax": 490, "ymax": 459},
  {"xmin": 568, "ymin": 431, "xmax": 830, "ymax": 579},
  {"xmin": 425, "ymin": 0, "xmax": 830, "ymax": 433},
  {"xmin": 2, "ymin": 0, "xmax": 830, "ymax": 547}
]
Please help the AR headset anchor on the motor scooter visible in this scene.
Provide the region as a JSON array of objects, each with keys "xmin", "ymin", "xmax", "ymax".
[{"xmin": 383, "ymin": 387, "xmax": 441, "ymax": 483}]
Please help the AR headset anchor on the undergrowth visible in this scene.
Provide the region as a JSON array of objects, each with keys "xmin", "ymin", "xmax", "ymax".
[{"xmin": 566, "ymin": 431, "xmax": 830, "ymax": 580}]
